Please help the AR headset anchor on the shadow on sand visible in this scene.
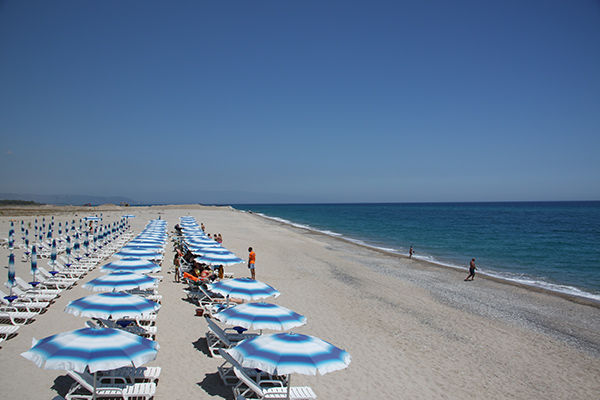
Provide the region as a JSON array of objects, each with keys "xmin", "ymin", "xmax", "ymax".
[
  {"xmin": 192, "ymin": 337, "xmax": 212, "ymax": 357},
  {"xmin": 198, "ymin": 372, "xmax": 233, "ymax": 399},
  {"xmin": 51, "ymin": 374, "xmax": 73, "ymax": 398}
]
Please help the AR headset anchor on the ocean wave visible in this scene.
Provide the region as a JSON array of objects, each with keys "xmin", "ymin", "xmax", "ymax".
[{"xmin": 246, "ymin": 208, "xmax": 600, "ymax": 303}]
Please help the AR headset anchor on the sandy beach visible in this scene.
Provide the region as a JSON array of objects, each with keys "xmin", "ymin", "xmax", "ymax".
[{"xmin": 0, "ymin": 204, "xmax": 598, "ymax": 399}]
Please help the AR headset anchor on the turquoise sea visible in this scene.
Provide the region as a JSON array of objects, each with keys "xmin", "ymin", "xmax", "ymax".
[{"xmin": 232, "ymin": 202, "xmax": 600, "ymax": 301}]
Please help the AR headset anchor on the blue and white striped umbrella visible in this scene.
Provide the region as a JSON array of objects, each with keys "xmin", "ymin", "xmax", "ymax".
[
  {"xmin": 228, "ymin": 333, "xmax": 351, "ymax": 376},
  {"xmin": 21, "ymin": 327, "xmax": 159, "ymax": 373},
  {"xmin": 7, "ymin": 252, "xmax": 15, "ymax": 288},
  {"xmin": 207, "ymin": 278, "xmax": 280, "ymax": 301},
  {"xmin": 120, "ymin": 245, "xmax": 164, "ymax": 253},
  {"xmin": 50, "ymin": 239, "xmax": 57, "ymax": 272},
  {"xmin": 114, "ymin": 249, "xmax": 163, "ymax": 260},
  {"xmin": 194, "ymin": 252, "xmax": 244, "ymax": 266},
  {"xmin": 65, "ymin": 292, "xmax": 160, "ymax": 319},
  {"xmin": 214, "ymin": 302, "xmax": 306, "ymax": 331},
  {"xmin": 100, "ymin": 258, "xmax": 161, "ymax": 274},
  {"xmin": 83, "ymin": 272, "xmax": 157, "ymax": 292},
  {"xmin": 8, "ymin": 223, "xmax": 14, "ymax": 250},
  {"xmin": 84, "ymin": 216, "xmax": 101, "ymax": 221},
  {"xmin": 189, "ymin": 246, "xmax": 230, "ymax": 255},
  {"xmin": 122, "ymin": 215, "xmax": 135, "ymax": 218},
  {"xmin": 31, "ymin": 245, "xmax": 38, "ymax": 282}
]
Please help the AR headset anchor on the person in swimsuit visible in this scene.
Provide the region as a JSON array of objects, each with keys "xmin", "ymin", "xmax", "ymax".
[
  {"xmin": 465, "ymin": 258, "xmax": 477, "ymax": 281},
  {"xmin": 248, "ymin": 247, "xmax": 256, "ymax": 279}
]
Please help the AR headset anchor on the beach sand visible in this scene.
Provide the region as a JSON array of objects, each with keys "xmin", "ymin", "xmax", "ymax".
[{"xmin": 0, "ymin": 205, "xmax": 598, "ymax": 399}]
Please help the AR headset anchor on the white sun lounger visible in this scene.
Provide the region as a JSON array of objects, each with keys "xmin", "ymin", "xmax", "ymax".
[
  {"xmin": 205, "ymin": 317, "xmax": 257, "ymax": 358},
  {"xmin": 0, "ymin": 325, "xmax": 19, "ymax": 343},
  {"xmin": 66, "ymin": 370, "xmax": 156, "ymax": 400},
  {"xmin": 233, "ymin": 367, "xmax": 317, "ymax": 400},
  {"xmin": 218, "ymin": 349, "xmax": 282, "ymax": 387},
  {"xmin": 99, "ymin": 366, "xmax": 161, "ymax": 383},
  {"xmin": 10, "ymin": 286, "xmax": 58, "ymax": 302},
  {"xmin": 14, "ymin": 277, "xmax": 62, "ymax": 295},
  {"xmin": 0, "ymin": 308, "xmax": 37, "ymax": 325},
  {"xmin": 0, "ymin": 290, "xmax": 49, "ymax": 313}
]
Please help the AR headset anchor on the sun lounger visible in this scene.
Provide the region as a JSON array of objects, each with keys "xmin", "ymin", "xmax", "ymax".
[
  {"xmin": 66, "ymin": 370, "xmax": 156, "ymax": 400},
  {"xmin": 0, "ymin": 290, "xmax": 49, "ymax": 313},
  {"xmin": 94, "ymin": 318, "xmax": 157, "ymax": 340},
  {"xmin": 0, "ymin": 325, "xmax": 19, "ymax": 343},
  {"xmin": 36, "ymin": 267, "xmax": 78, "ymax": 288},
  {"xmin": 10, "ymin": 286, "xmax": 58, "ymax": 302},
  {"xmin": 0, "ymin": 308, "xmax": 37, "ymax": 325},
  {"xmin": 99, "ymin": 366, "xmax": 161, "ymax": 383},
  {"xmin": 14, "ymin": 277, "xmax": 62, "ymax": 295},
  {"xmin": 205, "ymin": 317, "xmax": 257, "ymax": 358},
  {"xmin": 233, "ymin": 367, "xmax": 317, "ymax": 400},
  {"xmin": 218, "ymin": 349, "xmax": 282, "ymax": 387}
]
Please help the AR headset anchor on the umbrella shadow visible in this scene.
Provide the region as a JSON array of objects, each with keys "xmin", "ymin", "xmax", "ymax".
[
  {"xmin": 197, "ymin": 372, "xmax": 233, "ymax": 399},
  {"xmin": 51, "ymin": 374, "xmax": 74, "ymax": 398},
  {"xmin": 192, "ymin": 337, "xmax": 212, "ymax": 357}
]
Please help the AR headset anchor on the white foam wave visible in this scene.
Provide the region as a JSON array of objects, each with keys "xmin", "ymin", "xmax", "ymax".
[{"xmin": 243, "ymin": 208, "xmax": 600, "ymax": 303}]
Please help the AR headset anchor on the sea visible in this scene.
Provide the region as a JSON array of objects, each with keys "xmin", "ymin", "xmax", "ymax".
[{"xmin": 231, "ymin": 202, "xmax": 600, "ymax": 302}]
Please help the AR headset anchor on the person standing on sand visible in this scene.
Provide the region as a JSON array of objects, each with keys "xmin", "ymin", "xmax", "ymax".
[
  {"xmin": 248, "ymin": 247, "xmax": 256, "ymax": 280},
  {"xmin": 409, "ymin": 246, "xmax": 414, "ymax": 259},
  {"xmin": 465, "ymin": 258, "xmax": 477, "ymax": 281}
]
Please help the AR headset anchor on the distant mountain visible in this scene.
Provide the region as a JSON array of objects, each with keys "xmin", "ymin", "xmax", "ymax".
[{"xmin": 0, "ymin": 193, "xmax": 135, "ymax": 206}]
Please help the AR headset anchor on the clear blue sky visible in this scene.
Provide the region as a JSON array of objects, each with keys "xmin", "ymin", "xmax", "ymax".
[{"xmin": 1, "ymin": 0, "xmax": 599, "ymax": 204}]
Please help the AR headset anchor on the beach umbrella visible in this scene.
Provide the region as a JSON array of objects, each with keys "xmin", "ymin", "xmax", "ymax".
[
  {"xmin": 65, "ymin": 292, "xmax": 160, "ymax": 319},
  {"xmin": 50, "ymin": 239, "xmax": 58, "ymax": 274},
  {"xmin": 207, "ymin": 278, "xmax": 280, "ymax": 301},
  {"xmin": 123, "ymin": 215, "xmax": 135, "ymax": 218},
  {"xmin": 120, "ymin": 245, "xmax": 163, "ymax": 253},
  {"xmin": 83, "ymin": 272, "xmax": 157, "ymax": 292},
  {"xmin": 21, "ymin": 327, "xmax": 159, "ymax": 400},
  {"xmin": 113, "ymin": 249, "xmax": 162, "ymax": 261},
  {"xmin": 8, "ymin": 222, "xmax": 14, "ymax": 250},
  {"xmin": 84, "ymin": 216, "xmax": 101, "ymax": 221},
  {"xmin": 228, "ymin": 333, "xmax": 351, "ymax": 399},
  {"xmin": 194, "ymin": 252, "xmax": 244, "ymax": 266},
  {"xmin": 65, "ymin": 236, "xmax": 72, "ymax": 265},
  {"xmin": 214, "ymin": 302, "xmax": 307, "ymax": 332},
  {"xmin": 100, "ymin": 258, "xmax": 161, "ymax": 274},
  {"xmin": 31, "ymin": 245, "xmax": 38, "ymax": 285},
  {"xmin": 7, "ymin": 252, "xmax": 15, "ymax": 296}
]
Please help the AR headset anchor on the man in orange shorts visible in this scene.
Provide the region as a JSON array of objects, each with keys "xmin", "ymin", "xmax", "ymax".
[{"xmin": 248, "ymin": 247, "xmax": 256, "ymax": 279}]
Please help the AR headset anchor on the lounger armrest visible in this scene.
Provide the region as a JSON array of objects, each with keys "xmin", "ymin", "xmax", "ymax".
[
  {"xmin": 98, "ymin": 376, "xmax": 127, "ymax": 385},
  {"xmin": 258, "ymin": 379, "xmax": 285, "ymax": 388}
]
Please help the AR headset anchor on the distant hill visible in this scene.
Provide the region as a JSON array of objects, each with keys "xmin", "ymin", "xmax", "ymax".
[
  {"xmin": 0, "ymin": 199, "xmax": 43, "ymax": 206},
  {"xmin": 0, "ymin": 193, "xmax": 135, "ymax": 206}
]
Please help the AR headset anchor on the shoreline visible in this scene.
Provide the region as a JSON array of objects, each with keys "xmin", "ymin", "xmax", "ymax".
[
  {"xmin": 1, "ymin": 205, "xmax": 599, "ymax": 399},
  {"xmin": 239, "ymin": 208, "xmax": 600, "ymax": 309}
]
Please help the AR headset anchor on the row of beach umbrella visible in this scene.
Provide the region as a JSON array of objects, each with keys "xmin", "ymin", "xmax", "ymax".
[
  {"xmin": 180, "ymin": 216, "xmax": 351, "ymax": 399},
  {"xmin": 20, "ymin": 218, "xmax": 165, "ymax": 400}
]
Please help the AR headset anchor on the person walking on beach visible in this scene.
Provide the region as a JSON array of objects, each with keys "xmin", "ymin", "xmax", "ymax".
[
  {"xmin": 465, "ymin": 258, "xmax": 477, "ymax": 281},
  {"xmin": 409, "ymin": 246, "xmax": 414, "ymax": 259},
  {"xmin": 173, "ymin": 252, "xmax": 180, "ymax": 283},
  {"xmin": 248, "ymin": 247, "xmax": 256, "ymax": 280}
]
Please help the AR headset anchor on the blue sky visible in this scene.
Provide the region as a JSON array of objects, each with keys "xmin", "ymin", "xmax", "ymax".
[{"xmin": 1, "ymin": 0, "xmax": 599, "ymax": 204}]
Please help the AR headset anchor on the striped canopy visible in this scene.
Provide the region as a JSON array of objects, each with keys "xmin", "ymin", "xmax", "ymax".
[
  {"xmin": 120, "ymin": 245, "xmax": 164, "ymax": 253},
  {"xmin": 21, "ymin": 327, "xmax": 158, "ymax": 373},
  {"xmin": 65, "ymin": 292, "xmax": 160, "ymax": 319},
  {"xmin": 83, "ymin": 272, "xmax": 157, "ymax": 292},
  {"xmin": 214, "ymin": 302, "xmax": 306, "ymax": 331},
  {"xmin": 84, "ymin": 216, "xmax": 101, "ymax": 221},
  {"xmin": 228, "ymin": 333, "xmax": 351, "ymax": 376},
  {"xmin": 114, "ymin": 249, "xmax": 163, "ymax": 260},
  {"xmin": 100, "ymin": 258, "xmax": 161, "ymax": 274},
  {"xmin": 207, "ymin": 278, "xmax": 280, "ymax": 301},
  {"xmin": 195, "ymin": 252, "xmax": 244, "ymax": 266}
]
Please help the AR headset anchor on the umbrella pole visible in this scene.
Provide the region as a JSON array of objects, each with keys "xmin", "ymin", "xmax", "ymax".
[
  {"xmin": 93, "ymin": 371, "xmax": 97, "ymax": 400},
  {"xmin": 287, "ymin": 374, "xmax": 291, "ymax": 400}
]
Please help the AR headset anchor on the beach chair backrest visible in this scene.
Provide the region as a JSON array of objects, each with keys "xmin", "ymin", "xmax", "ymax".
[
  {"xmin": 233, "ymin": 367, "xmax": 265, "ymax": 397},
  {"xmin": 219, "ymin": 349, "xmax": 246, "ymax": 371},
  {"xmin": 206, "ymin": 317, "xmax": 232, "ymax": 347},
  {"xmin": 67, "ymin": 370, "xmax": 94, "ymax": 392}
]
